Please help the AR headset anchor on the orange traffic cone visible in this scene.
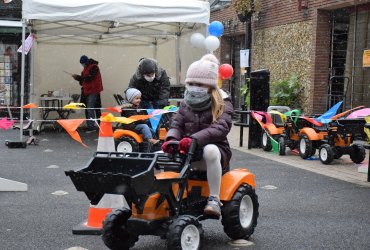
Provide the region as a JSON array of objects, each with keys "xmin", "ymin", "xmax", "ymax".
[
  {"xmin": 97, "ymin": 112, "xmax": 115, "ymax": 152},
  {"xmin": 73, "ymin": 113, "xmax": 127, "ymax": 235}
]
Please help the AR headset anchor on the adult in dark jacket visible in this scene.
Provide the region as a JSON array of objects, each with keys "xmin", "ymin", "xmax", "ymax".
[
  {"xmin": 72, "ymin": 55, "xmax": 103, "ymax": 131},
  {"xmin": 128, "ymin": 58, "xmax": 170, "ymax": 109},
  {"xmin": 162, "ymin": 54, "xmax": 234, "ymax": 218}
]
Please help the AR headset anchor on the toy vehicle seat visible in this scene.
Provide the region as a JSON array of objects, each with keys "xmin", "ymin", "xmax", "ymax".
[
  {"xmin": 188, "ymin": 167, "xmax": 229, "ymax": 181},
  {"xmin": 267, "ymin": 105, "xmax": 291, "ymax": 113},
  {"xmin": 268, "ymin": 111, "xmax": 287, "ymax": 127}
]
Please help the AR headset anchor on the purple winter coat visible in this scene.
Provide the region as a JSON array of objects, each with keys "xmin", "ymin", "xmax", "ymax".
[{"xmin": 165, "ymin": 90, "xmax": 234, "ymax": 170}]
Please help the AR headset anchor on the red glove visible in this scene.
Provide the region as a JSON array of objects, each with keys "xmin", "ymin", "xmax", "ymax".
[
  {"xmin": 161, "ymin": 140, "xmax": 175, "ymax": 154},
  {"xmin": 179, "ymin": 137, "xmax": 192, "ymax": 154}
]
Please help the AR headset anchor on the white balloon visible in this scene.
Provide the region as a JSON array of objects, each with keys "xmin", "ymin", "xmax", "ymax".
[
  {"xmin": 204, "ymin": 35, "xmax": 220, "ymax": 52},
  {"xmin": 190, "ymin": 33, "xmax": 205, "ymax": 48}
]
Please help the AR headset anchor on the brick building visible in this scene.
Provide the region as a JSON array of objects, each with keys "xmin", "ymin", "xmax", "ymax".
[{"xmin": 211, "ymin": 0, "xmax": 370, "ymax": 113}]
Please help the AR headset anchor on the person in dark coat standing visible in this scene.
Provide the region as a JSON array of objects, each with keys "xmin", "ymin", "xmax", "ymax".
[
  {"xmin": 72, "ymin": 55, "xmax": 103, "ymax": 131},
  {"xmin": 161, "ymin": 54, "xmax": 234, "ymax": 218},
  {"xmin": 128, "ymin": 58, "xmax": 170, "ymax": 109}
]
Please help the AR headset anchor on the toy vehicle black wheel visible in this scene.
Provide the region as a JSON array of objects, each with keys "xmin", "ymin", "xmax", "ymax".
[
  {"xmin": 115, "ymin": 136, "xmax": 139, "ymax": 153},
  {"xmin": 319, "ymin": 144, "xmax": 334, "ymax": 164},
  {"xmin": 310, "ymin": 148, "xmax": 316, "ymax": 157},
  {"xmin": 299, "ymin": 135, "xmax": 312, "ymax": 159},
  {"xmin": 278, "ymin": 137, "xmax": 286, "ymax": 155},
  {"xmin": 288, "ymin": 139, "xmax": 298, "ymax": 151},
  {"xmin": 102, "ymin": 208, "xmax": 138, "ymax": 250},
  {"xmin": 221, "ymin": 184, "xmax": 259, "ymax": 240},
  {"xmin": 350, "ymin": 144, "xmax": 366, "ymax": 163},
  {"xmin": 333, "ymin": 147, "xmax": 343, "ymax": 159},
  {"xmin": 261, "ymin": 131, "xmax": 272, "ymax": 151},
  {"xmin": 166, "ymin": 215, "xmax": 203, "ymax": 250}
]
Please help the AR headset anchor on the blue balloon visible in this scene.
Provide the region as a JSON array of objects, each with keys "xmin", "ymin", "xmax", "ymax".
[{"xmin": 208, "ymin": 21, "xmax": 224, "ymax": 37}]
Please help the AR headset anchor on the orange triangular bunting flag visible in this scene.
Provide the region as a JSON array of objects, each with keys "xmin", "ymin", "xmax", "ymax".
[
  {"xmin": 105, "ymin": 106, "xmax": 122, "ymax": 113},
  {"xmin": 57, "ymin": 119, "xmax": 88, "ymax": 147},
  {"xmin": 22, "ymin": 103, "xmax": 38, "ymax": 109},
  {"xmin": 128, "ymin": 114, "xmax": 152, "ymax": 121}
]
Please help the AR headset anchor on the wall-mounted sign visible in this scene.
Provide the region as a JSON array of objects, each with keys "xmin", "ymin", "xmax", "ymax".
[
  {"xmin": 363, "ymin": 50, "xmax": 370, "ymax": 67},
  {"xmin": 240, "ymin": 49, "xmax": 249, "ymax": 68}
]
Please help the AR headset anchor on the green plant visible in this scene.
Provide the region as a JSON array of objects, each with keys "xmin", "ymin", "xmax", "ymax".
[
  {"xmin": 270, "ymin": 73, "xmax": 303, "ymax": 109},
  {"xmin": 240, "ymin": 77, "xmax": 250, "ymax": 107}
]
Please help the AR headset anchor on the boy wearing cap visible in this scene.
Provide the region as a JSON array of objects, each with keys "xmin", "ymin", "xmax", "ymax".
[
  {"xmin": 122, "ymin": 88, "xmax": 159, "ymax": 152},
  {"xmin": 128, "ymin": 58, "xmax": 170, "ymax": 109},
  {"xmin": 161, "ymin": 54, "xmax": 234, "ymax": 217},
  {"xmin": 72, "ymin": 55, "xmax": 103, "ymax": 131}
]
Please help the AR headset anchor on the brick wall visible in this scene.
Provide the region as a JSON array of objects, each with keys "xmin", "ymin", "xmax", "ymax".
[
  {"xmin": 211, "ymin": 0, "xmax": 370, "ymax": 113},
  {"xmin": 256, "ymin": 0, "xmax": 368, "ymax": 30},
  {"xmin": 255, "ymin": 0, "xmax": 370, "ymax": 113},
  {"xmin": 309, "ymin": 9, "xmax": 332, "ymax": 113},
  {"xmin": 253, "ymin": 21, "xmax": 313, "ymax": 111}
]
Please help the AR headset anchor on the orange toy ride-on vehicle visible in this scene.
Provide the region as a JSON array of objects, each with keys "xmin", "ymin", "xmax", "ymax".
[
  {"xmin": 113, "ymin": 126, "xmax": 167, "ymax": 153},
  {"xmin": 257, "ymin": 111, "xmax": 287, "ymax": 153},
  {"xmin": 113, "ymin": 112, "xmax": 173, "ymax": 153},
  {"xmin": 65, "ymin": 141, "xmax": 259, "ymax": 250},
  {"xmin": 317, "ymin": 118, "xmax": 367, "ymax": 164}
]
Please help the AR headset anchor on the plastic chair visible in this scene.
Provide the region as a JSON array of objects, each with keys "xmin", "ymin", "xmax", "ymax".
[{"xmin": 71, "ymin": 94, "xmax": 80, "ymax": 102}]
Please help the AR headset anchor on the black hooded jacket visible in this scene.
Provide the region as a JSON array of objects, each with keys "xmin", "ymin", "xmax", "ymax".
[{"xmin": 128, "ymin": 58, "xmax": 170, "ymax": 108}]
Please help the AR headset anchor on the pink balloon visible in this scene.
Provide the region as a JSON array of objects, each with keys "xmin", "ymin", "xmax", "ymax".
[{"xmin": 219, "ymin": 64, "xmax": 233, "ymax": 79}]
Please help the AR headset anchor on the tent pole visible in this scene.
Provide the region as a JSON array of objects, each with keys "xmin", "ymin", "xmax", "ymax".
[
  {"xmin": 176, "ymin": 35, "xmax": 180, "ymax": 84},
  {"xmin": 19, "ymin": 20, "xmax": 26, "ymax": 141},
  {"xmin": 29, "ymin": 43, "xmax": 34, "ymax": 136}
]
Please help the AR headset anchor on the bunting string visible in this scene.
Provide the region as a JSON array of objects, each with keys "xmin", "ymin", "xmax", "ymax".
[
  {"xmin": 0, "ymin": 103, "xmax": 179, "ymax": 112},
  {"xmin": 0, "ymin": 103, "xmax": 179, "ymax": 147}
]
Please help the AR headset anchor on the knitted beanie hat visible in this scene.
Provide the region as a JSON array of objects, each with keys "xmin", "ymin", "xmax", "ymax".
[
  {"xmin": 185, "ymin": 54, "xmax": 219, "ymax": 88},
  {"xmin": 80, "ymin": 55, "xmax": 88, "ymax": 64},
  {"xmin": 125, "ymin": 88, "xmax": 141, "ymax": 103},
  {"xmin": 139, "ymin": 58, "xmax": 156, "ymax": 74}
]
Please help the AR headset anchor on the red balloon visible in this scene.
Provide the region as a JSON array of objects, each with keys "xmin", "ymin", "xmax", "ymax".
[{"xmin": 219, "ymin": 64, "xmax": 233, "ymax": 80}]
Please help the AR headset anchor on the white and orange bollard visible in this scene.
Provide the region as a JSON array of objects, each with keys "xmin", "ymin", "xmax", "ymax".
[{"xmin": 73, "ymin": 112, "xmax": 127, "ymax": 235}]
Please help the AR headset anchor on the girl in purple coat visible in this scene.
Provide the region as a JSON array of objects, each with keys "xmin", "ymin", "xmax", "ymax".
[{"xmin": 162, "ymin": 54, "xmax": 234, "ymax": 217}]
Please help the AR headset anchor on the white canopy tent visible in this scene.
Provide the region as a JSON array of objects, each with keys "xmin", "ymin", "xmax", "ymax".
[
  {"xmin": 22, "ymin": 0, "xmax": 210, "ymax": 45},
  {"xmin": 19, "ymin": 0, "xmax": 210, "ymax": 140}
]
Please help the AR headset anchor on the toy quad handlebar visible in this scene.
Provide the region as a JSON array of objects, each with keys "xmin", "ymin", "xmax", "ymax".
[
  {"xmin": 164, "ymin": 139, "xmax": 197, "ymax": 154},
  {"xmin": 161, "ymin": 139, "xmax": 197, "ymax": 174}
]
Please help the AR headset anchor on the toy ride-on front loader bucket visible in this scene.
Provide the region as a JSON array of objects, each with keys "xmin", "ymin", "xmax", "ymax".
[{"xmin": 65, "ymin": 152, "xmax": 157, "ymax": 204}]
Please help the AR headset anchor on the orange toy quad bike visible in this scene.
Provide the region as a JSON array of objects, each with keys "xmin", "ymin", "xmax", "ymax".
[{"xmin": 65, "ymin": 141, "xmax": 259, "ymax": 250}]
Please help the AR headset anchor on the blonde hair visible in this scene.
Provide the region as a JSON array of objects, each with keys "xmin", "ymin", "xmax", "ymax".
[{"xmin": 211, "ymin": 88, "xmax": 225, "ymax": 123}]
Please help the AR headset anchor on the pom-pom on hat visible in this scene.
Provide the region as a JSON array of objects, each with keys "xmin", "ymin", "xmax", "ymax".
[
  {"xmin": 125, "ymin": 88, "xmax": 141, "ymax": 103},
  {"xmin": 185, "ymin": 54, "xmax": 219, "ymax": 88},
  {"xmin": 139, "ymin": 58, "xmax": 156, "ymax": 74},
  {"xmin": 80, "ymin": 55, "xmax": 88, "ymax": 64}
]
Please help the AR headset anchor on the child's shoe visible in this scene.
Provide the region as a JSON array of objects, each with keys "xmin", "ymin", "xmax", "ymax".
[{"xmin": 204, "ymin": 196, "xmax": 222, "ymax": 217}]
